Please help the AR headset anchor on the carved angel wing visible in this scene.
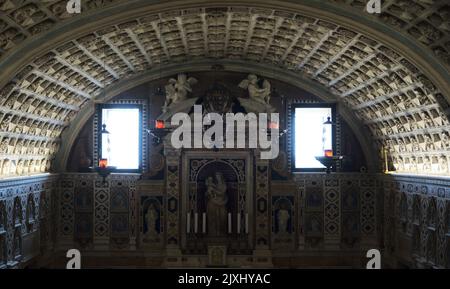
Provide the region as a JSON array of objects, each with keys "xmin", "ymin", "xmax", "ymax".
[
  {"xmin": 187, "ymin": 77, "xmax": 198, "ymax": 86},
  {"xmin": 238, "ymin": 79, "xmax": 250, "ymax": 90},
  {"xmin": 262, "ymin": 79, "xmax": 271, "ymax": 90},
  {"xmin": 164, "ymin": 83, "xmax": 176, "ymax": 95}
]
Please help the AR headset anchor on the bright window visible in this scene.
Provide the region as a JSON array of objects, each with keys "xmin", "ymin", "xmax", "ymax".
[
  {"xmin": 100, "ymin": 106, "xmax": 141, "ymax": 170},
  {"xmin": 293, "ymin": 106, "xmax": 334, "ymax": 170}
]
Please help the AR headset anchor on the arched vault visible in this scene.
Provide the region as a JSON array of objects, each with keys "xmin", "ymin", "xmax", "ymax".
[{"xmin": 0, "ymin": 0, "xmax": 448, "ymax": 177}]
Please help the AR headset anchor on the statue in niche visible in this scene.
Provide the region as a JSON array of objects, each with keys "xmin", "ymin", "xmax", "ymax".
[
  {"xmin": 439, "ymin": 156, "xmax": 448, "ymax": 173},
  {"xmin": 239, "ymin": 74, "xmax": 271, "ymax": 105},
  {"xmin": 206, "ymin": 172, "xmax": 228, "ymax": 237},
  {"xmin": 410, "ymin": 157, "xmax": 417, "ymax": 172},
  {"xmin": 424, "ymin": 134, "xmax": 435, "ymax": 151},
  {"xmin": 0, "ymin": 203, "xmax": 5, "ymax": 231},
  {"xmin": 441, "ymin": 132, "xmax": 450, "ymax": 149},
  {"xmin": 1, "ymin": 160, "xmax": 11, "ymax": 176},
  {"xmin": 277, "ymin": 207, "xmax": 290, "ymax": 234},
  {"xmin": 422, "ymin": 112, "xmax": 434, "ymax": 128},
  {"xmin": 0, "ymin": 138, "xmax": 8, "ymax": 154},
  {"xmin": 163, "ymin": 74, "xmax": 198, "ymax": 111},
  {"xmin": 13, "ymin": 230, "xmax": 20, "ymax": 257},
  {"xmin": 0, "ymin": 115, "xmax": 12, "ymax": 131},
  {"xmin": 0, "ymin": 237, "xmax": 4, "ymax": 264},
  {"xmin": 145, "ymin": 203, "xmax": 159, "ymax": 236}
]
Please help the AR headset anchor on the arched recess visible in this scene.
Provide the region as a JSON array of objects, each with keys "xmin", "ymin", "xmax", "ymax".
[
  {"xmin": 0, "ymin": 0, "xmax": 448, "ymax": 177},
  {"xmin": 53, "ymin": 59, "xmax": 379, "ymax": 171}
]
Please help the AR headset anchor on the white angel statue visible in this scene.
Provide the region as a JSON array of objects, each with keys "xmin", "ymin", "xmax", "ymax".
[
  {"xmin": 238, "ymin": 74, "xmax": 271, "ymax": 105},
  {"xmin": 163, "ymin": 74, "xmax": 198, "ymax": 111}
]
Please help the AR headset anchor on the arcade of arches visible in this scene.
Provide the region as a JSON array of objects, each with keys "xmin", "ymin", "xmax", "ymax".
[{"xmin": 0, "ymin": 0, "xmax": 449, "ymax": 269}]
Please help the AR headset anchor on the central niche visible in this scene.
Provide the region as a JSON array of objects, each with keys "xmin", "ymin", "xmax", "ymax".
[
  {"xmin": 181, "ymin": 151, "xmax": 253, "ymax": 255},
  {"xmin": 198, "ymin": 162, "xmax": 238, "ymax": 237}
]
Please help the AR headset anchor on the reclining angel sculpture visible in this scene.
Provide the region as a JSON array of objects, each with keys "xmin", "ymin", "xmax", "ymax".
[
  {"xmin": 238, "ymin": 74, "xmax": 271, "ymax": 105},
  {"xmin": 163, "ymin": 74, "xmax": 198, "ymax": 111}
]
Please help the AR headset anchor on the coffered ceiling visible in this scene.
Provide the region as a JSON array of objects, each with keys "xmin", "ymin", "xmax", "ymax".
[{"xmin": 0, "ymin": 0, "xmax": 449, "ymax": 177}]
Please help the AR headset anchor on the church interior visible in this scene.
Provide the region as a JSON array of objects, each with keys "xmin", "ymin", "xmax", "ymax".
[{"xmin": 0, "ymin": 0, "xmax": 449, "ymax": 269}]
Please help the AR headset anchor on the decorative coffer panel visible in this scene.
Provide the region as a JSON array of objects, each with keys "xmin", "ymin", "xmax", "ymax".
[
  {"xmin": 0, "ymin": 3, "xmax": 449, "ymax": 178},
  {"xmin": 382, "ymin": 174, "xmax": 450, "ymax": 269},
  {"xmin": 0, "ymin": 1, "xmax": 448, "ymax": 66},
  {"xmin": 0, "ymin": 174, "xmax": 57, "ymax": 269}
]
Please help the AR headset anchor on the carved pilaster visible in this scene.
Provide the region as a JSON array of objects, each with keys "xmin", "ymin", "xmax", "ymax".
[
  {"xmin": 129, "ymin": 183, "xmax": 138, "ymax": 250},
  {"xmin": 297, "ymin": 179, "xmax": 305, "ymax": 250},
  {"xmin": 436, "ymin": 198, "xmax": 446, "ymax": 267},
  {"xmin": 360, "ymin": 178, "xmax": 377, "ymax": 248},
  {"xmin": 163, "ymin": 139, "xmax": 182, "ymax": 266},
  {"xmin": 58, "ymin": 179, "xmax": 75, "ymax": 249},
  {"xmin": 253, "ymin": 152, "xmax": 272, "ymax": 267},
  {"xmin": 323, "ymin": 177, "xmax": 340, "ymax": 249},
  {"xmin": 254, "ymin": 155, "xmax": 270, "ymax": 249},
  {"xmin": 93, "ymin": 179, "xmax": 110, "ymax": 250}
]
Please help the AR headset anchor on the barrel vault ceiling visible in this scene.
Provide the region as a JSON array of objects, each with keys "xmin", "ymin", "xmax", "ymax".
[{"xmin": 0, "ymin": 0, "xmax": 449, "ymax": 178}]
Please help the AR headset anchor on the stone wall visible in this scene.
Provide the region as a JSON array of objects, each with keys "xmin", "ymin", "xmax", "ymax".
[
  {"xmin": 50, "ymin": 172, "xmax": 381, "ymax": 268},
  {"xmin": 1, "ymin": 172, "xmax": 447, "ymax": 269},
  {"xmin": 0, "ymin": 174, "xmax": 58, "ymax": 269},
  {"xmin": 382, "ymin": 173, "xmax": 450, "ymax": 268}
]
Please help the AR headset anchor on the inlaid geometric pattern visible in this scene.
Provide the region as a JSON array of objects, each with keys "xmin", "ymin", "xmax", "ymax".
[
  {"xmin": 324, "ymin": 180, "xmax": 340, "ymax": 236},
  {"xmin": 0, "ymin": 2, "xmax": 449, "ymax": 178},
  {"xmin": 383, "ymin": 175, "xmax": 450, "ymax": 268},
  {"xmin": 0, "ymin": 175, "xmax": 56, "ymax": 267}
]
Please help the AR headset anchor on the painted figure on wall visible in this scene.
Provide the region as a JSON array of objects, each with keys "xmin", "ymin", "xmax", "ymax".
[{"xmin": 206, "ymin": 172, "xmax": 228, "ymax": 237}]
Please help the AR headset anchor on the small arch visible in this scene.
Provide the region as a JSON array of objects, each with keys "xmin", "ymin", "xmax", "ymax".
[
  {"xmin": 273, "ymin": 198, "xmax": 293, "ymax": 234},
  {"xmin": 412, "ymin": 195, "xmax": 421, "ymax": 223},
  {"xmin": 399, "ymin": 192, "xmax": 408, "ymax": 221},
  {"xmin": 427, "ymin": 197, "xmax": 437, "ymax": 227},
  {"xmin": 426, "ymin": 232, "xmax": 436, "ymax": 264},
  {"xmin": 13, "ymin": 228, "xmax": 21, "ymax": 258},
  {"xmin": 0, "ymin": 235, "xmax": 6, "ymax": 265},
  {"xmin": 13, "ymin": 197, "xmax": 23, "ymax": 226},
  {"xmin": 26, "ymin": 194, "xmax": 36, "ymax": 224},
  {"xmin": 0, "ymin": 201, "xmax": 6, "ymax": 232}
]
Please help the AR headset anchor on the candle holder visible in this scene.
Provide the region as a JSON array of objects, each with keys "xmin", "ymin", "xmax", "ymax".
[
  {"xmin": 99, "ymin": 158, "xmax": 108, "ymax": 169},
  {"xmin": 94, "ymin": 166, "xmax": 116, "ymax": 183},
  {"xmin": 315, "ymin": 156, "xmax": 344, "ymax": 174},
  {"xmin": 147, "ymin": 120, "xmax": 177, "ymax": 145}
]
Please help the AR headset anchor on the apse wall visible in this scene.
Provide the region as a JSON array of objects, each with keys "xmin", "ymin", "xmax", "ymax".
[
  {"xmin": 48, "ymin": 172, "xmax": 381, "ymax": 268},
  {"xmin": 1, "ymin": 173, "xmax": 449, "ymax": 268}
]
